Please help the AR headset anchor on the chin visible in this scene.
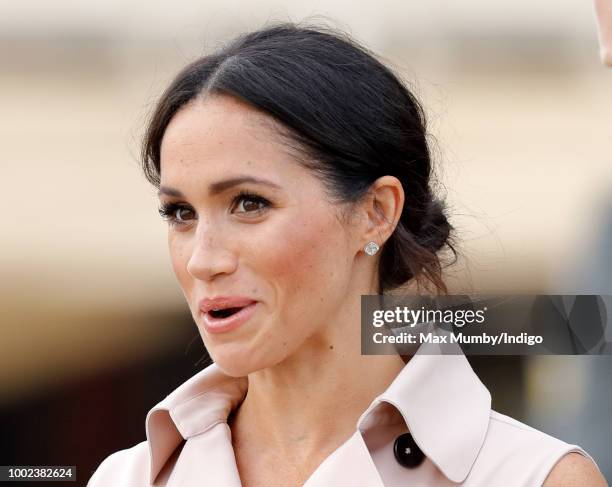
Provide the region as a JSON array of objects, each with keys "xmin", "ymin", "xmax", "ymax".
[
  {"xmin": 209, "ymin": 342, "xmax": 289, "ymax": 377},
  {"xmin": 209, "ymin": 347, "xmax": 269, "ymax": 377},
  {"xmin": 213, "ymin": 359, "xmax": 255, "ymax": 377}
]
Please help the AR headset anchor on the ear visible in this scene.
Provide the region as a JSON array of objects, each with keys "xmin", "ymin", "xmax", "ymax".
[{"xmin": 359, "ymin": 176, "xmax": 404, "ymax": 251}]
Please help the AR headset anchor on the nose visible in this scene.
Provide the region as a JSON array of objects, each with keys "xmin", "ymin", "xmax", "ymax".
[{"xmin": 186, "ymin": 221, "xmax": 238, "ymax": 281}]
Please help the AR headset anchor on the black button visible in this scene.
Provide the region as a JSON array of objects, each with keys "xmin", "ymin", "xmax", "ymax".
[{"xmin": 393, "ymin": 432, "xmax": 425, "ymax": 468}]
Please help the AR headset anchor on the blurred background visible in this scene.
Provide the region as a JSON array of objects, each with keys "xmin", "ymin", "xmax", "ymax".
[{"xmin": 1, "ymin": 0, "xmax": 611, "ymax": 485}]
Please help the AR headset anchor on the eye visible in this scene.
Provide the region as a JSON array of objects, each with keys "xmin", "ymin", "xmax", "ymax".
[
  {"xmin": 231, "ymin": 191, "xmax": 271, "ymax": 215},
  {"xmin": 157, "ymin": 190, "xmax": 271, "ymax": 228},
  {"xmin": 158, "ymin": 202, "xmax": 195, "ymax": 227}
]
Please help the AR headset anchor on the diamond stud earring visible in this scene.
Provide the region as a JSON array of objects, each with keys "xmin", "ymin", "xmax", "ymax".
[{"xmin": 364, "ymin": 241, "xmax": 379, "ymax": 256}]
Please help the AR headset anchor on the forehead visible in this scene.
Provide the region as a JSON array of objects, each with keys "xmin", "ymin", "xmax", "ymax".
[{"xmin": 159, "ymin": 94, "xmax": 300, "ymax": 183}]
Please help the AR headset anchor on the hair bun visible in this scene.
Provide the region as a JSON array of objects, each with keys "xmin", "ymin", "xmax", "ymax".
[{"xmin": 413, "ymin": 198, "xmax": 452, "ymax": 254}]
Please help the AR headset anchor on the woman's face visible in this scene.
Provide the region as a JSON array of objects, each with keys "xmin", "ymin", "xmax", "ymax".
[{"xmin": 159, "ymin": 94, "xmax": 363, "ymax": 376}]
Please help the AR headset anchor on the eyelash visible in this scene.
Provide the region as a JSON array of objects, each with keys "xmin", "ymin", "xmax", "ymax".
[{"xmin": 157, "ymin": 190, "xmax": 271, "ymax": 227}]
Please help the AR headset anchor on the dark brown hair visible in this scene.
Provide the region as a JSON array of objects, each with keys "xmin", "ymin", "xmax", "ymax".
[{"xmin": 141, "ymin": 22, "xmax": 457, "ymax": 294}]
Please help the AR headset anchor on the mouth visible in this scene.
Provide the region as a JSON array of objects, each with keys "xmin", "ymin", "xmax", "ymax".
[
  {"xmin": 202, "ymin": 301, "xmax": 258, "ymax": 334},
  {"xmin": 207, "ymin": 306, "xmax": 247, "ymax": 319}
]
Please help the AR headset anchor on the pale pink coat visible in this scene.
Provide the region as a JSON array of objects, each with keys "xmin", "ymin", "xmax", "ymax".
[{"xmin": 87, "ymin": 342, "xmax": 599, "ymax": 486}]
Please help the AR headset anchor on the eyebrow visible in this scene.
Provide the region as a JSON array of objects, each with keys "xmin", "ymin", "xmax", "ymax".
[{"xmin": 157, "ymin": 176, "xmax": 282, "ymax": 198}]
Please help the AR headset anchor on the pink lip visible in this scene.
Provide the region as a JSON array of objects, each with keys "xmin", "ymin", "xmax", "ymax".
[
  {"xmin": 201, "ymin": 301, "xmax": 258, "ymax": 334},
  {"xmin": 199, "ymin": 296, "xmax": 257, "ymax": 314},
  {"xmin": 198, "ymin": 296, "xmax": 259, "ymax": 334}
]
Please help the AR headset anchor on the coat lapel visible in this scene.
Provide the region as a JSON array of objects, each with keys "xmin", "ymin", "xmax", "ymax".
[
  {"xmin": 302, "ymin": 431, "xmax": 385, "ymax": 487},
  {"xmin": 169, "ymin": 423, "xmax": 243, "ymax": 487}
]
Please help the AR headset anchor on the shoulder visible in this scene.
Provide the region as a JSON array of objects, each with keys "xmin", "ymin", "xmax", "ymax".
[
  {"xmin": 542, "ymin": 452, "xmax": 608, "ymax": 487},
  {"xmin": 488, "ymin": 412, "xmax": 607, "ymax": 486},
  {"xmin": 466, "ymin": 410, "xmax": 605, "ymax": 486},
  {"xmin": 485, "ymin": 410, "xmax": 574, "ymax": 450},
  {"xmin": 87, "ymin": 441, "xmax": 150, "ymax": 487}
]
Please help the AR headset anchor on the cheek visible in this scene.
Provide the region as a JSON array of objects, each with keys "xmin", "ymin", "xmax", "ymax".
[
  {"xmin": 263, "ymin": 211, "xmax": 351, "ymax": 321},
  {"xmin": 168, "ymin": 234, "xmax": 193, "ymax": 295}
]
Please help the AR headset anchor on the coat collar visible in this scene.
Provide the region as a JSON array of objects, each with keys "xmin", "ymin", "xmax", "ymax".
[
  {"xmin": 356, "ymin": 338, "xmax": 491, "ymax": 482},
  {"xmin": 145, "ymin": 339, "xmax": 490, "ymax": 484},
  {"xmin": 144, "ymin": 364, "xmax": 248, "ymax": 483}
]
